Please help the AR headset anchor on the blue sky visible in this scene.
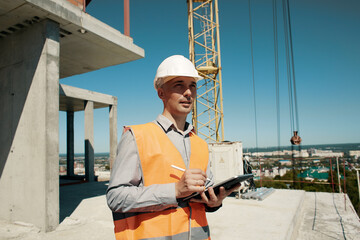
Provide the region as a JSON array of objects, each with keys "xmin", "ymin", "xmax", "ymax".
[{"xmin": 59, "ymin": 0, "xmax": 360, "ymax": 153}]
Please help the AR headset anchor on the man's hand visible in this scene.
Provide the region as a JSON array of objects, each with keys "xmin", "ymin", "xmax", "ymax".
[
  {"xmin": 175, "ymin": 169, "xmax": 207, "ymax": 199},
  {"xmin": 190, "ymin": 183, "xmax": 241, "ymax": 208}
]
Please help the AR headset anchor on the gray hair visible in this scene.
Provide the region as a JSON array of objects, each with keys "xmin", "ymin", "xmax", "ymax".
[{"xmin": 155, "ymin": 77, "xmax": 165, "ymax": 89}]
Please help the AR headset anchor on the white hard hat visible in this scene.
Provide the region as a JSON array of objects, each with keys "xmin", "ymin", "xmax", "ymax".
[{"xmin": 154, "ymin": 55, "xmax": 203, "ymax": 89}]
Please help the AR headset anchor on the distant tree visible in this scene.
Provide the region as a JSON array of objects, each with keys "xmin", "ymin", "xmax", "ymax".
[
  {"xmin": 303, "ymin": 185, "xmax": 319, "ymax": 192},
  {"xmin": 343, "ymin": 170, "xmax": 359, "ymax": 217},
  {"xmin": 274, "ymin": 175, "xmax": 281, "ymax": 180},
  {"xmin": 255, "ymin": 177, "xmax": 287, "ymax": 189}
]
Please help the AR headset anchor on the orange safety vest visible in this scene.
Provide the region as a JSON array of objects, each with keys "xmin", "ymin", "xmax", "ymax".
[{"xmin": 112, "ymin": 123, "xmax": 210, "ymax": 240}]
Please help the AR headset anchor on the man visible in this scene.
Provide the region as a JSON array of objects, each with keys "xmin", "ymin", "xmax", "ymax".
[{"xmin": 107, "ymin": 55, "xmax": 239, "ymax": 240}]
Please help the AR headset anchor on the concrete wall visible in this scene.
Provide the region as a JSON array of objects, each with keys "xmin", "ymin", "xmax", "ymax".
[{"xmin": 0, "ymin": 19, "xmax": 60, "ymax": 231}]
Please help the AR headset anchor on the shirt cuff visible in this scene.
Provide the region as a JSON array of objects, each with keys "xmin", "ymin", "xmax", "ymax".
[
  {"xmin": 205, "ymin": 204, "xmax": 222, "ymax": 212},
  {"xmin": 159, "ymin": 183, "xmax": 178, "ymax": 206}
]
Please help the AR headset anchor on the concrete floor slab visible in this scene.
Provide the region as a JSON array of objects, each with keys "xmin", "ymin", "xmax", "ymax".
[
  {"xmin": 296, "ymin": 192, "xmax": 360, "ymax": 240},
  {"xmin": 1, "ymin": 185, "xmax": 359, "ymax": 240},
  {"xmin": 47, "ymin": 195, "xmax": 115, "ymax": 240},
  {"xmin": 207, "ymin": 189, "xmax": 305, "ymax": 240},
  {"xmin": 59, "ymin": 181, "xmax": 108, "ymax": 222}
]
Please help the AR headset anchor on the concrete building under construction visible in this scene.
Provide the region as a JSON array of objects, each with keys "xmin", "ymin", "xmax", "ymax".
[
  {"xmin": 1, "ymin": 1, "xmax": 359, "ymax": 239},
  {"xmin": 0, "ymin": 0, "xmax": 144, "ymax": 232}
]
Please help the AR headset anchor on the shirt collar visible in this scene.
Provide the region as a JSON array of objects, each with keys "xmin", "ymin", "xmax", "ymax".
[{"xmin": 156, "ymin": 114, "xmax": 194, "ymax": 136}]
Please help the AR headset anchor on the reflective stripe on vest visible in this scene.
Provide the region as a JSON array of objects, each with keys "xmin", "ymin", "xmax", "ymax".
[{"xmin": 113, "ymin": 123, "xmax": 210, "ymax": 240}]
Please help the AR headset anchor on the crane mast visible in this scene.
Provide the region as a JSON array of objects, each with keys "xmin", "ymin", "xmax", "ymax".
[{"xmin": 188, "ymin": 0, "xmax": 224, "ymax": 142}]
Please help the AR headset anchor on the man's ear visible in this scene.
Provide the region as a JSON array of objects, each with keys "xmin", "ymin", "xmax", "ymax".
[{"xmin": 157, "ymin": 88, "xmax": 165, "ymax": 100}]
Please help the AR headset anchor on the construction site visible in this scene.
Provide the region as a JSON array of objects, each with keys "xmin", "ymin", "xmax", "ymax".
[{"xmin": 0, "ymin": 0, "xmax": 359, "ymax": 239}]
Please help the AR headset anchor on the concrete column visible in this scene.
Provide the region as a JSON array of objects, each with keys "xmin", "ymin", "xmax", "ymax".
[
  {"xmin": 109, "ymin": 103, "xmax": 117, "ymax": 169},
  {"xmin": 66, "ymin": 111, "xmax": 75, "ymax": 176},
  {"xmin": 84, "ymin": 100, "xmax": 94, "ymax": 182},
  {"xmin": 0, "ymin": 19, "xmax": 59, "ymax": 231}
]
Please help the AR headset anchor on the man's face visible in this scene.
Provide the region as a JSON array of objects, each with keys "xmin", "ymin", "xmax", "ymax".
[{"xmin": 158, "ymin": 76, "xmax": 197, "ymax": 118}]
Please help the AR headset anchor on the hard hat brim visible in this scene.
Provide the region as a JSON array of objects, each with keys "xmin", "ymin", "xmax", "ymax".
[
  {"xmin": 153, "ymin": 55, "xmax": 203, "ymax": 90},
  {"xmin": 154, "ymin": 74, "xmax": 203, "ymax": 90}
]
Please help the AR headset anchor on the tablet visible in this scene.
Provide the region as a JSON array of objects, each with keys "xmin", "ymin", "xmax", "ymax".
[{"xmin": 182, "ymin": 173, "xmax": 254, "ymax": 201}]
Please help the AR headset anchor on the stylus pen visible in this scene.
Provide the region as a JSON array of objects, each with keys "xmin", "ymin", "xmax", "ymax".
[{"xmin": 171, "ymin": 165, "xmax": 211, "ymax": 182}]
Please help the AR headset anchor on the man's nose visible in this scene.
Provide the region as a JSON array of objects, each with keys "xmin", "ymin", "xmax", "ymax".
[{"xmin": 183, "ymin": 87, "xmax": 192, "ymax": 96}]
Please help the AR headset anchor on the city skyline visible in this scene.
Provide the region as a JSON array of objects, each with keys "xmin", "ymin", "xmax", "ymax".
[{"xmin": 59, "ymin": 0, "xmax": 360, "ymax": 153}]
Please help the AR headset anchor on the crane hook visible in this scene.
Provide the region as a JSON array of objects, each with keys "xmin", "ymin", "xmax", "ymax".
[{"xmin": 290, "ymin": 131, "xmax": 301, "ymax": 145}]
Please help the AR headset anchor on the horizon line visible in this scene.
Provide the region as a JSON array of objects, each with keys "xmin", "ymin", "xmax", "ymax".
[{"xmin": 59, "ymin": 142, "xmax": 360, "ymax": 155}]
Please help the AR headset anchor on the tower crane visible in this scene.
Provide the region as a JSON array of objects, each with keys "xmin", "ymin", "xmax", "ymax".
[{"xmin": 187, "ymin": 0, "xmax": 224, "ymax": 143}]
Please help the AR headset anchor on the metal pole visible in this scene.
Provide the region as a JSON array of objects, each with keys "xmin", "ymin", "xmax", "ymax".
[
  {"xmin": 356, "ymin": 169, "xmax": 360, "ymax": 206},
  {"xmin": 214, "ymin": 0, "xmax": 225, "ymax": 142},
  {"xmin": 291, "ymin": 145, "xmax": 295, "ymax": 189},
  {"xmin": 329, "ymin": 158, "xmax": 335, "ymax": 193},
  {"xmin": 124, "ymin": 0, "xmax": 130, "ymax": 36},
  {"xmin": 188, "ymin": 0, "xmax": 197, "ymax": 133},
  {"xmin": 259, "ymin": 156, "xmax": 262, "ymax": 187},
  {"xmin": 336, "ymin": 157, "xmax": 342, "ymax": 193},
  {"xmin": 343, "ymin": 158, "xmax": 346, "ymax": 211}
]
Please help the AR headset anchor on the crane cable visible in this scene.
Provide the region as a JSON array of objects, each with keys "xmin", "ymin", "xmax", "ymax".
[
  {"xmin": 282, "ymin": 0, "xmax": 303, "ymax": 188},
  {"xmin": 248, "ymin": 0, "xmax": 261, "ymax": 186},
  {"xmin": 273, "ymin": 0, "xmax": 281, "ymax": 153},
  {"xmin": 283, "ymin": 0, "xmax": 293, "ymax": 133},
  {"xmin": 283, "ymin": 0, "xmax": 300, "ymax": 138}
]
